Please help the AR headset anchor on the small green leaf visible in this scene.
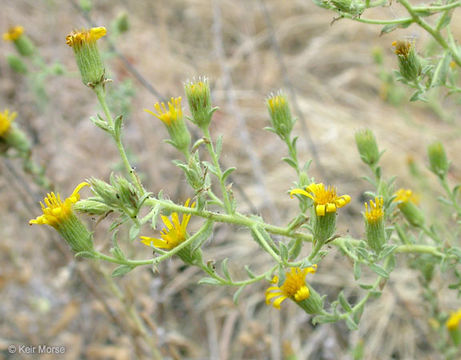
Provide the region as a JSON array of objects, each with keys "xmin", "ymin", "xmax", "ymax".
[
  {"xmin": 75, "ymin": 251, "xmax": 97, "ymax": 259},
  {"xmin": 359, "ymin": 283, "xmax": 373, "ymax": 290},
  {"xmin": 339, "ymin": 291, "xmax": 352, "ymax": 312},
  {"xmin": 221, "ymin": 258, "xmax": 232, "ymax": 281},
  {"xmin": 112, "ymin": 265, "xmax": 134, "ymax": 277},
  {"xmin": 354, "ymin": 261, "xmax": 361, "ymax": 280},
  {"xmin": 245, "ymin": 265, "xmax": 256, "ymax": 279},
  {"xmin": 198, "ymin": 277, "xmax": 222, "ymax": 286},
  {"xmin": 369, "ymin": 263, "xmax": 389, "ymax": 278},
  {"xmin": 129, "ymin": 224, "xmax": 140, "ymax": 242},
  {"xmin": 279, "ymin": 242, "xmax": 289, "ymax": 262},
  {"xmin": 233, "ymin": 285, "xmax": 246, "ymax": 304},
  {"xmin": 345, "ymin": 316, "xmax": 359, "ymax": 330},
  {"xmin": 222, "ymin": 167, "xmax": 236, "ymax": 182}
]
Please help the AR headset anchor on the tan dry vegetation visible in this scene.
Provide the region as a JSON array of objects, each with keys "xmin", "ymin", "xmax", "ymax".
[{"xmin": 1, "ymin": 0, "xmax": 460, "ymax": 359}]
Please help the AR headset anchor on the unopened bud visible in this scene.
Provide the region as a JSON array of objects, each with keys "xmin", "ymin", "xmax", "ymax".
[
  {"xmin": 427, "ymin": 141, "xmax": 449, "ymax": 179},
  {"xmin": 184, "ymin": 78, "xmax": 214, "ymax": 130},
  {"xmin": 355, "ymin": 128, "xmax": 380, "ymax": 167},
  {"xmin": 6, "ymin": 54, "xmax": 28, "ymax": 74},
  {"xmin": 392, "ymin": 40, "xmax": 422, "ymax": 82},
  {"xmin": 266, "ymin": 92, "xmax": 294, "ymax": 139}
]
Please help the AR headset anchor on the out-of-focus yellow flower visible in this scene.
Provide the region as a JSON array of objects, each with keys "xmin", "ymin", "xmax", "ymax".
[
  {"xmin": 364, "ymin": 197, "xmax": 384, "ymax": 224},
  {"xmin": 0, "ymin": 109, "xmax": 17, "ymax": 137},
  {"xmin": 141, "ymin": 199, "xmax": 195, "ymax": 250},
  {"xmin": 3, "ymin": 26, "xmax": 24, "ymax": 41},
  {"xmin": 66, "ymin": 27, "xmax": 106, "ymax": 48},
  {"xmin": 290, "ymin": 183, "xmax": 351, "ymax": 216},
  {"xmin": 266, "ymin": 265, "xmax": 317, "ymax": 309},
  {"xmin": 446, "ymin": 309, "xmax": 461, "ymax": 330},
  {"xmin": 392, "ymin": 40, "xmax": 411, "ymax": 58},
  {"xmin": 394, "ymin": 188, "xmax": 419, "ymax": 206},
  {"xmin": 145, "ymin": 97, "xmax": 183, "ymax": 126},
  {"xmin": 30, "ymin": 182, "xmax": 89, "ymax": 229}
]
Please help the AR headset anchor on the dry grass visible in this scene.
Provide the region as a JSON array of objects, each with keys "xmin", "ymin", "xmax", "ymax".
[{"xmin": 1, "ymin": 0, "xmax": 460, "ymax": 359}]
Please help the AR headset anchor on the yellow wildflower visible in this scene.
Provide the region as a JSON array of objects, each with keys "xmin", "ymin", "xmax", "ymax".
[
  {"xmin": 30, "ymin": 182, "xmax": 89, "ymax": 229},
  {"xmin": 392, "ymin": 40, "xmax": 411, "ymax": 57},
  {"xmin": 266, "ymin": 265, "xmax": 317, "ymax": 309},
  {"xmin": 145, "ymin": 97, "xmax": 183, "ymax": 126},
  {"xmin": 0, "ymin": 109, "xmax": 17, "ymax": 137},
  {"xmin": 141, "ymin": 199, "xmax": 195, "ymax": 250},
  {"xmin": 364, "ymin": 197, "xmax": 384, "ymax": 224},
  {"xmin": 290, "ymin": 183, "xmax": 351, "ymax": 216},
  {"xmin": 446, "ymin": 309, "xmax": 461, "ymax": 331},
  {"xmin": 393, "ymin": 188, "xmax": 419, "ymax": 206},
  {"xmin": 3, "ymin": 26, "xmax": 24, "ymax": 41},
  {"xmin": 65, "ymin": 27, "xmax": 106, "ymax": 48}
]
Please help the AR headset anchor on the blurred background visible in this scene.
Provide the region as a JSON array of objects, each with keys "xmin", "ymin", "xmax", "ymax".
[{"xmin": 1, "ymin": 0, "xmax": 460, "ymax": 359}]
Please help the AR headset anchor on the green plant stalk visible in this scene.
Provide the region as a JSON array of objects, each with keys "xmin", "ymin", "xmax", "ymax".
[
  {"xmin": 440, "ymin": 176, "xmax": 461, "ymax": 215},
  {"xmin": 284, "ymin": 136, "xmax": 300, "ymax": 175},
  {"xmin": 252, "ymin": 225, "xmax": 283, "ymax": 263},
  {"xmin": 200, "ymin": 263, "xmax": 278, "ymax": 286},
  {"xmin": 98, "ymin": 265, "xmax": 163, "ymax": 360},
  {"xmin": 398, "ymin": 0, "xmax": 461, "ymax": 67},
  {"xmin": 93, "ymin": 84, "xmax": 144, "ymax": 194},
  {"xmin": 202, "ymin": 127, "xmax": 233, "ymax": 214}
]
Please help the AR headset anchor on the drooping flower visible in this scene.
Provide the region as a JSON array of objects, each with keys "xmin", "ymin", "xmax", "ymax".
[
  {"xmin": 266, "ymin": 265, "xmax": 317, "ymax": 309},
  {"xmin": 3, "ymin": 26, "xmax": 24, "ymax": 41},
  {"xmin": 364, "ymin": 197, "xmax": 384, "ymax": 224},
  {"xmin": 290, "ymin": 183, "xmax": 351, "ymax": 216},
  {"xmin": 65, "ymin": 27, "xmax": 107, "ymax": 48},
  {"xmin": 393, "ymin": 188, "xmax": 424, "ymax": 227},
  {"xmin": 141, "ymin": 199, "xmax": 195, "ymax": 250},
  {"xmin": 30, "ymin": 182, "xmax": 89, "ymax": 229},
  {"xmin": 0, "ymin": 109, "xmax": 16, "ymax": 137},
  {"xmin": 446, "ymin": 309, "xmax": 461, "ymax": 331}
]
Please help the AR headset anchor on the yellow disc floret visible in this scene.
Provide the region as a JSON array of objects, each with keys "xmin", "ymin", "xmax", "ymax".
[
  {"xmin": 290, "ymin": 183, "xmax": 351, "ymax": 216},
  {"xmin": 145, "ymin": 97, "xmax": 183, "ymax": 126},
  {"xmin": 66, "ymin": 27, "xmax": 107, "ymax": 48},
  {"xmin": 30, "ymin": 182, "xmax": 89, "ymax": 229},
  {"xmin": 266, "ymin": 265, "xmax": 317, "ymax": 309},
  {"xmin": 3, "ymin": 26, "xmax": 24, "ymax": 41},
  {"xmin": 0, "ymin": 109, "xmax": 17, "ymax": 137},
  {"xmin": 141, "ymin": 199, "xmax": 195, "ymax": 250},
  {"xmin": 364, "ymin": 197, "xmax": 384, "ymax": 224},
  {"xmin": 392, "ymin": 40, "xmax": 412, "ymax": 57}
]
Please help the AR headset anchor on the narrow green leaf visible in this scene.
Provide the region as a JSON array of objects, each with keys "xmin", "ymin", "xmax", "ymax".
[
  {"xmin": 198, "ymin": 277, "xmax": 222, "ymax": 286},
  {"xmin": 369, "ymin": 263, "xmax": 389, "ymax": 278},
  {"xmin": 339, "ymin": 291, "xmax": 352, "ymax": 312},
  {"xmin": 221, "ymin": 258, "xmax": 232, "ymax": 281},
  {"xmin": 222, "ymin": 167, "xmax": 236, "ymax": 182},
  {"xmin": 233, "ymin": 285, "xmax": 246, "ymax": 304},
  {"xmin": 129, "ymin": 224, "xmax": 140, "ymax": 242},
  {"xmin": 112, "ymin": 265, "xmax": 134, "ymax": 277}
]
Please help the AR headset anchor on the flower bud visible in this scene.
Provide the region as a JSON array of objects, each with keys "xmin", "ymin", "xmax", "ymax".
[
  {"xmin": 394, "ymin": 189, "xmax": 425, "ymax": 228},
  {"xmin": 355, "ymin": 129, "xmax": 380, "ymax": 166},
  {"xmin": 6, "ymin": 54, "xmax": 28, "ymax": 74},
  {"xmin": 74, "ymin": 198, "xmax": 112, "ymax": 215},
  {"xmin": 364, "ymin": 197, "xmax": 385, "ymax": 252},
  {"xmin": 392, "ymin": 40, "xmax": 422, "ymax": 82},
  {"xmin": 145, "ymin": 97, "xmax": 191, "ymax": 155},
  {"xmin": 0, "ymin": 109, "xmax": 31, "ymax": 155},
  {"xmin": 184, "ymin": 78, "xmax": 214, "ymax": 130},
  {"xmin": 66, "ymin": 27, "xmax": 106, "ymax": 87},
  {"xmin": 114, "ymin": 12, "xmax": 130, "ymax": 34},
  {"xmin": 427, "ymin": 141, "xmax": 449, "ymax": 179},
  {"xmin": 266, "ymin": 92, "xmax": 294, "ymax": 139},
  {"xmin": 3, "ymin": 26, "xmax": 35, "ymax": 57}
]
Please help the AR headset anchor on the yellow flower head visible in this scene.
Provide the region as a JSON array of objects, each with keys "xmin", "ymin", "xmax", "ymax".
[
  {"xmin": 393, "ymin": 188, "xmax": 419, "ymax": 206},
  {"xmin": 364, "ymin": 197, "xmax": 384, "ymax": 224},
  {"xmin": 290, "ymin": 183, "xmax": 351, "ymax": 216},
  {"xmin": 145, "ymin": 97, "xmax": 183, "ymax": 126},
  {"xmin": 267, "ymin": 93, "xmax": 287, "ymax": 113},
  {"xmin": 3, "ymin": 26, "xmax": 24, "ymax": 41},
  {"xmin": 0, "ymin": 109, "xmax": 17, "ymax": 137},
  {"xmin": 266, "ymin": 265, "xmax": 317, "ymax": 309},
  {"xmin": 66, "ymin": 27, "xmax": 106, "ymax": 48},
  {"xmin": 141, "ymin": 199, "xmax": 195, "ymax": 250},
  {"xmin": 29, "ymin": 182, "xmax": 89, "ymax": 229},
  {"xmin": 392, "ymin": 40, "xmax": 412, "ymax": 57},
  {"xmin": 446, "ymin": 309, "xmax": 461, "ymax": 330}
]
